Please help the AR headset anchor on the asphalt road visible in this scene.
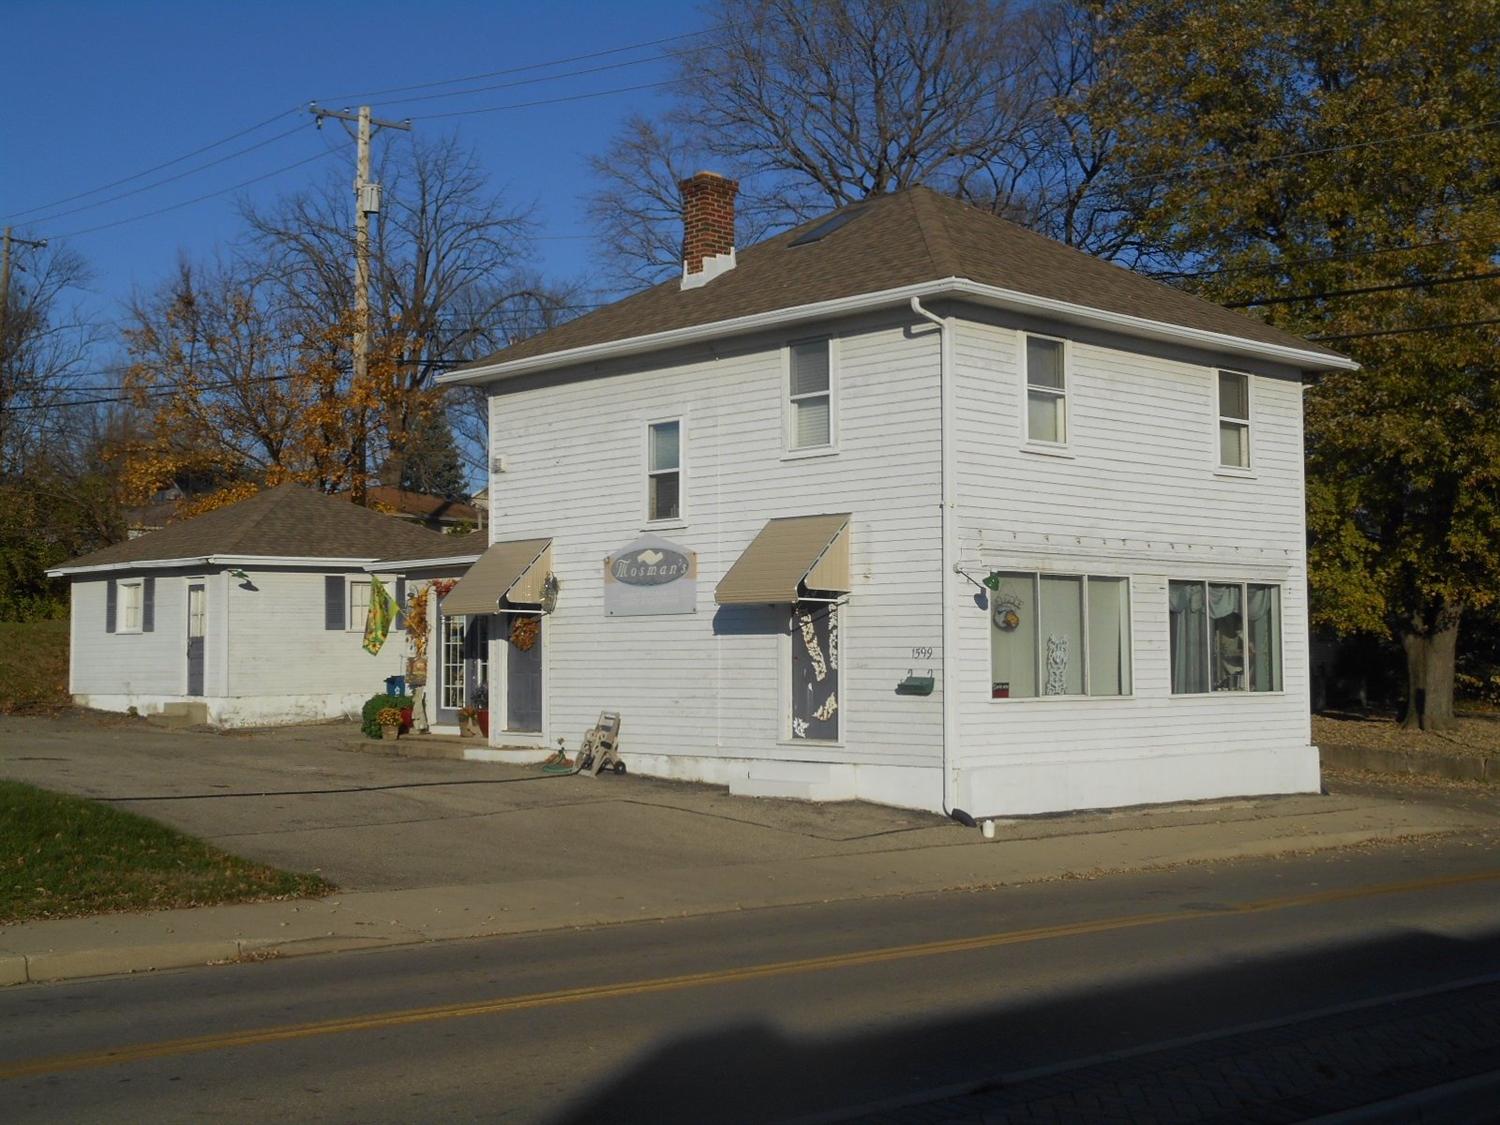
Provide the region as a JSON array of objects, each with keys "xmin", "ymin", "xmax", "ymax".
[{"xmin": 4, "ymin": 835, "xmax": 1500, "ymax": 1123}]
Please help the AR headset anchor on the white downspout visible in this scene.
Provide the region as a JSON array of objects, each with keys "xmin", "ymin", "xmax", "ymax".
[{"xmin": 910, "ymin": 298, "xmax": 972, "ymax": 825}]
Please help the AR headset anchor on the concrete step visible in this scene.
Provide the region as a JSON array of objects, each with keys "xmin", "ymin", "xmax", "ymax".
[{"xmin": 153, "ymin": 702, "xmax": 209, "ymax": 728}]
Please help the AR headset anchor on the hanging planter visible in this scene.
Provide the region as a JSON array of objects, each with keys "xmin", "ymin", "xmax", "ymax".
[{"xmin": 510, "ymin": 615, "xmax": 539, "ymax": 652}]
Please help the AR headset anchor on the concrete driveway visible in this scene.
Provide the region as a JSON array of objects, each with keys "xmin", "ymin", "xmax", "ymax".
[{"xmin": 0, "ymin": 713, "xmax": 953, "ymax": 891}]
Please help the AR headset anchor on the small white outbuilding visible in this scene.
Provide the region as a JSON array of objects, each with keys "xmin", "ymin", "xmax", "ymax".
[{"xmin": 47, "ymin": 484, "xmax": 449, "ymax": 727}]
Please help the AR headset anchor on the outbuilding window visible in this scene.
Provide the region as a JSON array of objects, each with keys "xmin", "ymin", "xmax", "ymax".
[
  {"xmin": 1169, "ymin": 580, "xmax": 1282, "ymax": 693},
  {"xmin": 117, "ymin": 580, "xmax": 144, "ymax": 633},
  {"xmin": 1024, "ymin": 335, "xmax": 1068, "ymax": 446},
  {"xmin": 348, "ymin": 580, "xmax": 371, "ymax": 632},
  {"xmin": 989, "ymin": 572, "xmax": 1130, "ymax": 698}
]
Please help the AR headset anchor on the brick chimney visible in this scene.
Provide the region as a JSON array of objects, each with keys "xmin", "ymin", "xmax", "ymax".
[{"xmin": 679, "ymin": 171, "xmax": 738, "ymax": 289}]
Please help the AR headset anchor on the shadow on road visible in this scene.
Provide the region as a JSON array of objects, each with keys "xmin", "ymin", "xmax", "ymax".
[{"xmin": 548, "ymin": 925, "xmax": 1500, "ymax": 1124}]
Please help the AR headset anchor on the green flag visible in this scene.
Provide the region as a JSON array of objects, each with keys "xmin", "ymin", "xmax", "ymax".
[{"xmin": 363, "ymin": 576, "xmax": 395, "ymax": 655}]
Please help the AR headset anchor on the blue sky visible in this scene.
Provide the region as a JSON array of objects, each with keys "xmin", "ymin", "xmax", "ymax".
[{"xmin": 1, "ymin": 0, "xmax": 705, "ymax": 365}]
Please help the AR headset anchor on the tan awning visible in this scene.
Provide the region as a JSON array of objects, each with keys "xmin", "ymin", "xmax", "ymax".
[
  {"xmin": 442, "ymin": 538, "xmax": 552, "ymax": 615},
  {"xmin": 715, "ymin": 514, "xmax": 851, "ymax": 605}
]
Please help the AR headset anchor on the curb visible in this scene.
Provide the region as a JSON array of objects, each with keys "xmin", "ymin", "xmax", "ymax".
[{"xmin": 1321, "ymin": 742, "xmax": 1496, "ymax": 784}]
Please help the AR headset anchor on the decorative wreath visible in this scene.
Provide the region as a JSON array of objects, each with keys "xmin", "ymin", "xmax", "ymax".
[{"xmin": 510, "ymin": 615, "xmax": 539, "ymax": 652}]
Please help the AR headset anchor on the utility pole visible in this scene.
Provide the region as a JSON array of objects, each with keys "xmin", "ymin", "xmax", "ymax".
[
  {"xmin": 1, "ymin": 227, "xmax": 48, "ymax": 368},
  {"xmin": 308, "ymin": 104, "xmax": 411, "ymax": 504}
]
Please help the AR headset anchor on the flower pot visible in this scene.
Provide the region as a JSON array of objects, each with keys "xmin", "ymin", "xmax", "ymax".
[
  {"xmin": 477, "ymin": 709, "xmax": 490, "ymax": 737},
  {"xmin": 400, "ymin": 707, "xmax": 413, "ymax": 732},
  {"xmin": 381, "ymin": 724, "xmax": 400, "ymax": 741}
]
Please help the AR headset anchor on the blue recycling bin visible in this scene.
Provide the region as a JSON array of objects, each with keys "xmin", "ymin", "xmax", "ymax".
[{"xmin": 384, "ymin": 675, "xmax": 407, "ymax": 698}]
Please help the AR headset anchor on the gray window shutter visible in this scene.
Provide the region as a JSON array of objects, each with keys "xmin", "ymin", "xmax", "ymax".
[
  {"xmin": 142, "ymin": 577, "xmax": 156, "ymax": 632},
  {"xmin": 106, "ymin": 579, "xmax": 117, "ymax": 634},
  {"xmin": 325, "ymin": 576, "xmax": 345, "ymax": 630},
  {"xmin": 394, "ymin": 578, "xmax": 407, "ymax": 630}
]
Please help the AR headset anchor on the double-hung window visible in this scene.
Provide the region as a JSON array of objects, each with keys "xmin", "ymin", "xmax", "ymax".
[
  {"xmin": 647, "ymin": 419, "xmax": 682, "ymax": 522},
  {"xmin": 1218, "ymin": 371, "xmax": 1251, "ymax": 468},
  {"xmin": 1168, "ymin": 580, "xmax": 1282, "ymax": 693},
  {"xmin": 989, "ymin": 571, "xmax": 1131, "ymax": 698},
  {"xmin": 788, "ymin": 339, "xmax": 833, "ymax": 451},
  {"xmin": 347, "ymin": 579, "xmax": 371, "ymax": 632},
  {"xmin": 1024, "ymin": 335, "xmax": 1067, "ymax": 445},
  {"xmin": 118, "ymin": 580, "xmax": 144, "ymax": 633}
]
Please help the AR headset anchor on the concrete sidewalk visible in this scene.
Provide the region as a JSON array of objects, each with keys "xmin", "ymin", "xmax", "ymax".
[{"xmin": 3, "ymin": 784, "xmax": 1492, "ymax": 987}]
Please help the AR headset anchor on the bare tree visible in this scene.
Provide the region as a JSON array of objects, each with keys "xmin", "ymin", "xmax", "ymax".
[
  {"xmin": 242, "ymin": 132, "xmax": 539, "ymax": 490},
  {"xmin": 588, "ymin": 0, "xmax": 1133, "ymax": 283},
  {"xmin": 0, "ymin": 240, "xmax": 102, "ymax": 477}
]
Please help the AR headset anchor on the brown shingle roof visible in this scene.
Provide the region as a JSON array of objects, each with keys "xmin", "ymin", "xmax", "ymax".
[
  {"xmin": 372, "ymin": 530, "xmax": 488, "ymax": 566},
  {"xmin": 366, "ymin": 486, "xmax": 481, "ymax": 524},
  {"xmin": 54, "ymin": 484, "xmax": 450, "ymax": 571},
  {"xmin": 451, "ymin": 187, "xmax": 1346, "ymax": 373}
]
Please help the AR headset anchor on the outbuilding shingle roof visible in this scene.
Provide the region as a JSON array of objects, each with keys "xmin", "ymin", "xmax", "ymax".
[
  {"xmin": 53, "ymin": 484, "xmax": 450, "ymax": 571},
  {"xmin": 450, "ymin": 187, "xmax": 1347, "ymax": 374}
]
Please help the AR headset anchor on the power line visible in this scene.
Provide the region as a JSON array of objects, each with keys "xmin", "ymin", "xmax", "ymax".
[
  {"xmin": 40, "ymin": 143, "xmax": 350, "ymax": 241},
  {"xmin": 0, "ymin": 106, "xmax": 304, "ymax": 224},
  {"xmin": 1226, "ymin": 270, "xmax": 1500, "ymax": 308},
  {"xmin": 1127, "ymin": 118, "xmax": 1500, "ymax": 187},
  {"xmin": 1312, "ymin": 316, "xmax": 1500, "ymax": 342},
  {"xmin": 1147, "ymin": 237, "xmax": 1486, "ymax": 280},
  {"xmin": 413, "ymin": 80, "xmax": 677, "ymax": 122},
  {"xmin": 370, "ymin": 53, "xmax": 678, "ymax": 110},
  {"xmin": 21, "ymin": 123, "xmax": 308, "ymax": 228},
  {"xmin": 313, "ymin": 31, "xmax": 706, "ymax": 104}
]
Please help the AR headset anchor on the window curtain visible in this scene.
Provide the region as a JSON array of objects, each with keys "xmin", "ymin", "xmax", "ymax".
[
  {"xmin": 1247, "ymin": 585, "xmax": 1281, "ymax": 691},
  {"xmin": 1168, "ymin": 581, "xmax": 1207, "ymax": 693}
]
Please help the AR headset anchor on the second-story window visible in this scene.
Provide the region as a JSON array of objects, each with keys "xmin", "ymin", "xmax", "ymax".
[
  {"xmin": 1218, "ymin": 371, "xmax": 1251, "ymax": 468},
  {"xmin": 788, "ymin": 339, "xmax": 832, "ymax": 451},
  {"xmin": 647, "ymin": 419, "xmax": 681, "ymax": 522},
  {"xmin": 1025, "ymin": 335, "xmax": 1067, "ymax": 445}
]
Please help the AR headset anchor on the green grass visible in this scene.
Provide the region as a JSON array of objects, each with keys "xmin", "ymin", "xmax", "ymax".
[
  {"xmin": 0, "ymin": 780, "xmax": 331, "ymax": 923},
  {"xmin": 0, "ymin": 618, "xmax": 71, "ymax": 714}
]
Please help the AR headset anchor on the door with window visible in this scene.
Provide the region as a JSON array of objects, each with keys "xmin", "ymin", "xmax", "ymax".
[
  {"xmin": 186, "ymin": 582, "xmax": 205, "ymax": 696},
  {"xmin": 505, "ymin": 615, "xmax": 543, "ymax": 733},
  {"xmin": 436, "ymin": 609, "xmax": 494, "ymax": 727},
  {"xmin": 791, "ymin": 602, "xmax": 839, "ymax": 741}
]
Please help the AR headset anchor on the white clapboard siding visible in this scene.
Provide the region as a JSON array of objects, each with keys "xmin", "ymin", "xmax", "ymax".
[
  {"xmin": 70, "ymin": 575, "xmax": 190, "ymax": 696},
  {"xmin": 226, "ymin": 569, "xmax": 404, "ymax": 698},
  {"xmin": 949, "ymin": 314, "xmax": 1315, "ymax": 811},
  {"xmin": 487, "ymin": 311, "xmax": 944, "ymax": 769}
]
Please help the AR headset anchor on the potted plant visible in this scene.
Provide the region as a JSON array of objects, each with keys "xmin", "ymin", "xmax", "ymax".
[
  {"xmin": 477, "ymin": 708, "xmax": 490, "ymax": 737},
  {"xmin": 377, "ymin": 706, "xmax": 403, "ymax": 741}
]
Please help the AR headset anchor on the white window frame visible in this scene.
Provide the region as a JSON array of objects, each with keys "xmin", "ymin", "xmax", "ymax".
[
  {"xmin": 1216, "ymin": 369, "xmax": 1254, "ymax": 473},
  {"xmin": 116, "ymin": 579, "xmax": 144, "ymax": 634},
  {"xmin": 644, "ymin": 416, "xmax": 686, "ymax": 526},
  {"xmin": 783, "ymin": 336, "xmax": 839, "ymax": 458},
  {"xmin": 1167, "ymin": 578, "xmax": 1284, "ymax": 696},
  {"xmin": 987, "ymin": 570, "xmax": 1133, "ymax": 701},
  {"xmin": 347, "ymin": 578, "xmax": 371, "ymax": 633},
  {"xmin": 1021, "ymin": 332, "xmax": 1070, "ymax": 450}
]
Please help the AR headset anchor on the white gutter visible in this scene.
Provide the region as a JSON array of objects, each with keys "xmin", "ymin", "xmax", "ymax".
[
  {"xmin": 439, "ymin": 277, "xmax": 1357, "ymax": 388},
  {"xmin": 365, "ymin": 554, "xmax": 483, "ymax": 571},
  {"xmin": 46, "ymin": 554, "xmax": 386, "ymax": 578},
  {"xmin": 910, "ymin": 297, "xmax": 970, "ymax": 824}
]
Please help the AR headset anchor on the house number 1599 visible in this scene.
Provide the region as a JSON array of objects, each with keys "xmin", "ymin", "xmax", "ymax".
[{"xmin": 911, "ymin": 646, "xmax": 934, "ymax": 660}]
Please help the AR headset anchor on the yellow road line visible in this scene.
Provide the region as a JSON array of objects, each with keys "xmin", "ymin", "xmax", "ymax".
[{"xmin": 5, "ymin": 866, "xmax": 1498, "ymax": 1081}]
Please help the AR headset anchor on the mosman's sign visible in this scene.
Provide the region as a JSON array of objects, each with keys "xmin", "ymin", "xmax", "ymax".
[{"xmin": 603, "ymin": 534, "xmax": 697, "ymax": 615}]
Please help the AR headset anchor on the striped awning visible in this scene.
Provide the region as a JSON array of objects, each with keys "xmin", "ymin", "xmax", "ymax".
[
  {"xmin": 441, "ymin": 538, "xmax": 552, "ymax": 615},
  {"xmin": 714, "ymin": 514, "xmax": 851, "ymax": 605}
]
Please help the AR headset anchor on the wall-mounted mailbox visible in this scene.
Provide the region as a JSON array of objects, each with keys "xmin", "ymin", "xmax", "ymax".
[{"xmin": 896, "ymin": 670, "xmax": 935, "ymax": 696}]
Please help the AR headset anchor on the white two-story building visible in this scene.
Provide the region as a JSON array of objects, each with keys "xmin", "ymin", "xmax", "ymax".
[{"xmin": 436, "ymin": 176, "xmax": 1357, "ymax": 817}]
